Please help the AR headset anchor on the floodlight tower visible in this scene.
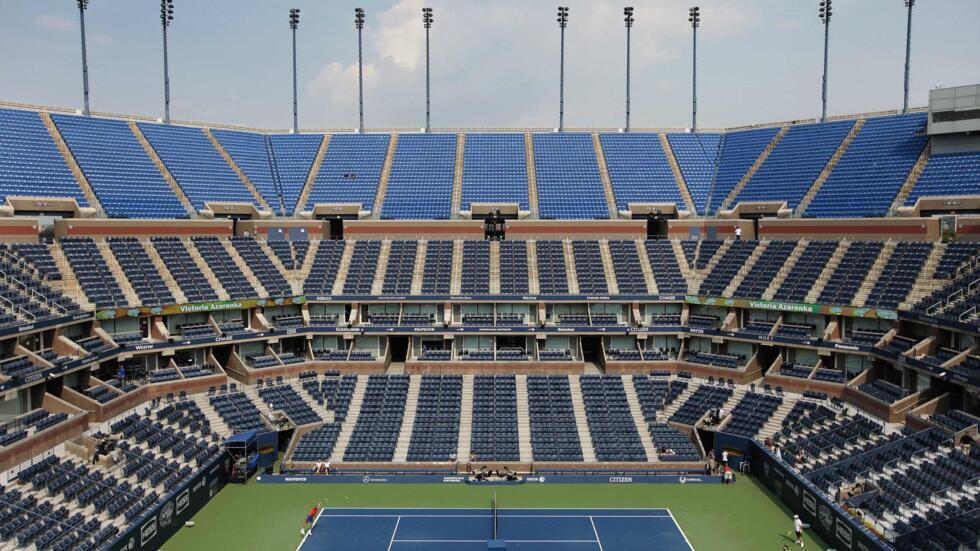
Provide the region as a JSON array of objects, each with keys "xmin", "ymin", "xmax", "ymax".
[
  {"xmin": 624, "ymin": 7, "xmax": 634, "ymax": 132},
  {"xmin": 423, "ymin": 7, "xmax": 433, "ymax": 132},
  {"xmin": 160, "ymin": 0, "xmax": 174, "ymax": 124},
  {"xmin": 289, "ymin": 8, "xmax": 300, "ymax": 132},
  {"xmin": 557, "ymin": 7, "xmax": 569, "ymax": 132},
  {"xmin": 77, "ymin": 0, "xmax": 91, "ymax": 116},
  {"xmin": 902, "ymin": 0, "xmax": 915, "ymax": 114},
  {"xmin": 688, "ymin": 6, "xmax": 700, "ymax": 132},
  {"xmin": 355, "ymin": 8, "xmax": 366, "ymax": 132},
  {"xmin": 819, "ymin": 0, "xmax": 832, "ymax": 122}
]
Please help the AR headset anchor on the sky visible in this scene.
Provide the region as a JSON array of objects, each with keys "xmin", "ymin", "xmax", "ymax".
[{"xmin": 1, "ymin": 0, "xmax": 978, "ymax": 131}]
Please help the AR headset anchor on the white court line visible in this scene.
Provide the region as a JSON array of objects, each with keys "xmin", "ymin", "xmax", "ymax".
[
  {"xmin": 666, "ymin": 508, "xmax": 696, "ymax": 551},
  {"xmin": 589, "ymin": 516, "xmax": 605, "ymax": 551},
  {"xmin": 386, "ymin": 516, "xmax": 402, "ymax": 551},
  {"xmin": 318, "ymin": 506, "xmax": 672, "ymax": 511},
  {"xmin": 295, "ymin": 506, "xmax": 327, "ymax": 551},
  {"xmin": 321, "ymin": 514, "xmax": 671, "ymax": 518},
  {"xmin": 393, "ymin": 540, "xmax": 601, "ymax": 544}
]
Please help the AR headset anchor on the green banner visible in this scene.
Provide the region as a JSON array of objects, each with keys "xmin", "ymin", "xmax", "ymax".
[
  {"xmin": 96, "ymin": 295, "xmax": 307, "ymax": 320},
  {"xmin": 684, "ymin": 296, "xmax": 897, "ymax": 320}
]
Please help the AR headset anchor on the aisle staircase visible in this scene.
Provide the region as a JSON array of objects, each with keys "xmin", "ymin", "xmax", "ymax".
[
  {"xmin": 567, "ymin": 375, "xmax": 598, "ymax": 462},
  {"xmin": 392, "ymin": 375, "xmax": 422, "ymax": 462},
  {"xmin": 331, "ymin": 376, "xmax": 369, "ymax": 462},
  {"xmin": 621, "ymin": 375, "xmax": 659, "ymax": 461},
  {"xmin": 515, "ymin": 375, "xmax": 534, "ymax": 462},
  {"xmin": 456, "ymin": 375, "xmax": 475, "ymax": 462}
]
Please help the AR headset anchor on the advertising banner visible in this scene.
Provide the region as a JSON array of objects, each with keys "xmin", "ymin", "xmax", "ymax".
[
  {"xmin": 96, "ymin": 296, "xmax": 307, "ymax": 320},
  {"xmin": 685, "ymin": 296, "xmax": 898, "ymax": 320}
]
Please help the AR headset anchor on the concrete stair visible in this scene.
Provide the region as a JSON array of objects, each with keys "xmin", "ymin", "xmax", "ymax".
[
  {"xmin": 258, "ymin": 239, "xmax": 299, "ymax": 294},
  {"xmin": 515, "ymin": 375, "xmax": 534, "ymax": 462},
  {"xmin": 720, "ymin": 125, "xmax": 791, "ymax": 210},
  {"xmin": 805, "ymin": 241, "xmax": 848, "ymax": 304},
  {"xmin": 901, "ymin": 242, "xmax": 946, "ymax": 309},
  {"xmin": 128, "ymin": 121, "xmax": 197, "ymax": 217},
  {"xmin": 370, "ymin": 241, "xmax": 393, "ymax": 295},
  {"xmin": 184, "ymin": 239, "xmax": 231, "ymax": 301},
  {"xmin": 330, "ymin": 241, "xmax": 356, "ymax": 296},
  {"xmin": 591, "ymin": 133, "xmax": 620, "ymax": 219},
  {"xmin": 141, "ymin": 238, "xmax": 187, "ymax": 303},
  {"xmin": 392, "ymin": 375, "xmax": 421, "ymax": 462},
  {"xmin": 48, "ymin": 243, "xmax": 96, "ymax": 311},
  {"xmin": 410, "ymin": 241, "xmax": 428, "ymax": 295},
  {"xmin": 758, "ymin": 394, "xmax": 800, "ymax": 440},
  {"xmin": 797, "ymin": 118, "xmax": 865, "ymax": 216},
  {"xmin": 296, "ymin": 240, "xmax": 321, "ymax": 285},
  {"xmin": 193, "ymin": 394, "xmax": 233, "ymax": 437},
  {"xmin": 292, "ymin": 379, "xmax": 336, "ymax": 423},
  {"xmin": 372, "ymin": 133, "xmax": 399, "ymax": 218},
  {"xmin": 562, "ymin": 240, "xmax": 581, "ymax": 295},
  {"xmin": 526, "ymin": 241, "xmax": 540, "ymax": 295},
  {"xmin": 97, "ymin": 240, "xmax": 140, "ymax": 307},
  {"xmin": 241, "ymin": 385, "xmax": 275, "ymax": 418},
  {"xmin": 524, "ymin": 133, "xmax": 540, "ymax": 218},
  {"xmin": 331, "ymin": 375, "xmax": 369, "ymax": 462},
  {"xmin": 634, "ymin": 240, "xmax": 659, "ymax": 295},
  {"xmin": 722, "ymin": 241, "xmax": 766, "ymax": 298},
  {"xmin": 39, "ymin": 111, "xmax": 103, "ymax": 214},
  {"xmin": 295, "ymin": 134, "xmax": 331, "ymax": 214},
  {"xmin": 598, "ymin": 240, "xmax": 620, "ymax": 295},
  {"xmin": 450, "ymin": 240, "xmax": 464, "ymax": 295},
  {"xmin": 204, "ymin": 127, "xmax": 271, "ymax": 212},
  {"xmin": 763, "ymin": 240, "xmax": 807, "ymax": 300},
  {"xmin": 456, "ymin": 375, "xmax": 475, "ymax": 462},
  {"xmin": 220, "ymin": 239, "xmax": 269, "ymax": 297},
  {"xmin": 489, "ymin": 240, "xmax": 501, "ymax": 294},
  {"xmin": 661, "ymin": 382, "xmax": 699, "ymax": 420},
  {"xmin": 889, "ymin": 143, "xmax": 932, "ymax": 214},
  {"xmin": 693, "ymin": 240, "xmax": 732, "ymax": 293},
  {"xmin": 621, "ymin": 375, "xmax": 658, "ymax": 462},
  {"xmin": 451, "ymin": 133, "xmax": 465, "ymax": 219},
  {"xmin": 854, "ymin": 241, "xmax": 896, "ymax": 307},
  {"xmin": 567, "ymin": 375, "xmax": 598, "ymax": 462},
  {"xmin": 659, "ymin": 133, "xmax": 698, "ymax": 214}
]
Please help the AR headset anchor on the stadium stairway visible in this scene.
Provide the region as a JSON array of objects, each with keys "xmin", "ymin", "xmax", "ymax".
[
  {"xmin": 658, "ymin": 133, "xmax": 698, "ymax": 214},
  {"xmin": 449, "ymin": 241, "xmax": 464, "ymax": 295},
  {"xmin": 693, "ymin": 240, "xmax": 733, "ymax": 293},
  {"xmin": 900, "ymin": 243, "xmax": 946, "ymax": 309},
  {"xmin": 410, "ymin": 241, "xmax": 428, "ymax": 295},
  {"xmin": 670, "ymin": 240, "xmax": 695, "ymax": 294},
  {"xmin": 514, "ymin": 375, "xmax": 534, "ymax": 462},
  {"xmin": 219, "ymin": 239, "xmax": 269, "ymax": 297},
  {"xmin": 853, "ymin": 241, "xmax": 896, "ymax": 307},
  {"xmin": 450, "ymin": 133, "xmax": 465, "ymax": 219},
  {"xmin": 257, "ymin": 239, "xmax": 299, "ymax": 294},
  {"xmin": 193, "ymin": 395, "xmax": 234, "ymax": 437},
  {"xmin": 598, "ymin": 241, "xmax": 620, "ymax": 295},
  {"xmin": 392, "ymin": 375, "xmax": 422, "ymax": 462},
  {"xmin": 526, "ymin": 241, "xmax": 540, "ymax": 295},
  {"xmin": 242, "ymin": 385, "xmax": 275, "ymax": 419},
  {"xmin": 294, "ymin": 134, "xmax": 331, "ymax": 215},
  {"xmin": 567, "ymin": 375, "xmax": 598, "ymax": 462},
  {"xmin": 47, "ymin": 243, "xmax": 96, "ymax": 311},
  {"xmin": 370, "ymin": 241, "xmax": 393, "ymax": 295},
  {"xmin": 142, "ymin": 238, "xmax": 188, "ymax": 303},
  {"xmin": 455, "ymin": 375, "xmax": 475, "ymax": 462},
  {"xmin": 38, "ymin": 111, "xmax": 104, "ymax": 214},
  {"xmin": 591, "ymin": 133, "xmax": 620, "ymax": 219},
  {"xmin": 295, "ymin": 240, "xmax": 321, "ymax": 284},
  {"xmin": 330, "ymin": 242, "xmax": 356, "ymax": 296},
  {"xmin": 888, "ymin": 142, "xmax": 932, "ymax": 214},
  {"xmin": 796, "ymin": 119, "xmax": 866, "ymax": 216},
  {"xmin": 762, "ymin": 241, "xmax": 807, "ymax": 300},
  {"xmin": 757, "ymin": 394, "xmax": 801, "ymax": 440},
  {"xmin": 723, "ymin": 241, "xmax": 767, "ymax": 297},
  {"xmin": 371, "ymin": 133, "xmax": 399, "ymax": 218},
  {"xmin": 184, "ymin": 239, "xmax": 231, "ymax": 300},
  {"xmin": 524, "ymin": 133, "xmax": 540, "ymax": 218},
  {"xmin": 621, "ymin": 375, "xmax": 659, "ymax": 461},
  {"xmin": 634, "ymin": 240, "xmax": 659, "ymax": 295},
  {"xmin": 294, "ymin": 380, "xmax": 336, "ymax": 423},
  {"xmin": 203, "ymin": 128, "xmax": 271, "ymax": 211},
  {"xmin": 719, "ymin": 125, "xmax": 791, "ymax": 211},
  {"xmin": 805, "ymin": 241, "xmax": 848, "ymax": 303},
  {"xmin": 330, "ymin": 376, "xmax": 369, "ymax": 463},
  {"xmin": 489, "ymin": 241, "xmax": 501, "ymax": 294},
  {"xmin": 99, "ymin": 240, "xmax": 141, "ymax": 307},
  {"xmin": 561, "ymin": 241, "xmax": 581, "ymax": 295},
  {"xmin": 127, "ymin": 121, "xmax": 197, "ymax": 217},
  {"xmin": 660, "ymin": 381, "xmax": 699, "ymax": 420}
]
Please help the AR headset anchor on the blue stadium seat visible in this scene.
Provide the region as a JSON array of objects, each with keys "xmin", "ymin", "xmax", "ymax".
[
  {"xmin": 382, "ymin": 134, "xmax": 456, "ymax": 219},
  {"xmin": 533, "ymin": 133, "xmax": 609, "ymax": 219},
  {"xmin": 0, "ymin": 109, "xmax": 86, "ymax": 206},
  {"xmin": 461, "ymin": 133, "xmax": 528, "ymax": 211}
]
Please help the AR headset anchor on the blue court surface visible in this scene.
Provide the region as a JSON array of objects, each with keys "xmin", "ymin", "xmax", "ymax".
[{"xmin": 297, "ymin": 507, "xmax": 694, "ymax": 551}]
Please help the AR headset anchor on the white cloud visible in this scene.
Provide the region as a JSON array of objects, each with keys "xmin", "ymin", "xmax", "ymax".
[
  {"xmin": 374, "ymin": 0, "xmax": 426, "ymax": 71},
  {"xmin": 34, "ymin": 15, "xmax": 75, "ymax": 33}
]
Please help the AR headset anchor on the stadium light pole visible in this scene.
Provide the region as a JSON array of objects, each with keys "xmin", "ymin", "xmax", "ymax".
[
  {"xmin": 160, "ymin": 0, "xmax": 174, "ymax": 124},
  {"xmin": 624, "ymin": 7, "xmax": 634, "ymax": 133},
  {"xmin": 423, "ymin": 8, "xmax": 433, "ymax": 132},
  {"xmin": 689, "ymin": 6, "xmax": 700, "ymax": 132},
  {"xmin": 902, "ymin": 0, "xmax": 914, "ymax": 114},
  {"xmin": 77, "ymin": 0, "xmax": 91, "ymax": 116},
  {"xmin": 819, "ymin": 0, "xmax": 832, "ymax": 123},
  {"xmin": 557, "ymin": 7, "xmax": 569, "ymax": 132},
  {"xmin": 355, "ymin": 8, "xmax": 365, "ymax": 133},
  {"xmin": 289, "ymin": 8, "xmax": 300, "ymax": 133}
]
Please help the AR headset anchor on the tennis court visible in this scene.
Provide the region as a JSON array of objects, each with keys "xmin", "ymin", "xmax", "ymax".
[{"xmin": 296, "ymin": 506, "xmax": 694, "ymax": 551}]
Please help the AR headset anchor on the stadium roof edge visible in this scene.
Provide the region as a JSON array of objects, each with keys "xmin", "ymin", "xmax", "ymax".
[{"xmin": 0, "ymin": 98, "xmax": 927, "ymax": 135}]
